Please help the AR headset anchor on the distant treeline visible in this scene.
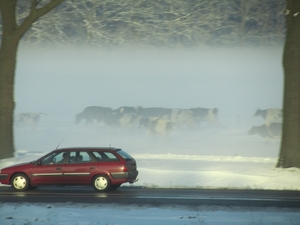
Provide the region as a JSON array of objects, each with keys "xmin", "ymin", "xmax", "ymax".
[{"xmin": 1, "ymin": 0, "xmax": 285, "ymax": 47}]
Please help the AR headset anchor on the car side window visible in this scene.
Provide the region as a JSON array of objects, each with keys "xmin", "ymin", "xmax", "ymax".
[
  {"xmin": 55, "ymin": 152, "xmax": 67, "ymax": 164},
  {"xmin": 80, "ymin": 151, "xmax": 91, "ymax": 163},
  {"xmin": 92, "ymin": 151, "xmax": 119, "ymax": 162},
  {"xmin": 68, "ymin": 151, "xmax": 91, "ymax": 164},
  {"xmin": 68, "ymin": 151, "xmax": 77, "ymax": 163},
  {"xmin": 41, "ymin": 152, "xmax": 66, "ymax": 165}
]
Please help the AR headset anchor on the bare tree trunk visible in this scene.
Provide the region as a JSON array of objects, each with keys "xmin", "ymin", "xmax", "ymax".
[
  {"xmin": 0, "ymin": 42, "xmax": 18, "ymax": 159},
  {"xmin": 277, "ymin": 0, "xmax": 300, "ymax": 168},
  {"xmin": 0, "ymin": 0, "xmax": 19, "ymax": 159},
  {"xmin": 0, "ymin": 43, "xmax": 17, "ymax": 159},
  {"xmin": 0, "ymin": 0, "xmax": 64, "ymax": 159}
]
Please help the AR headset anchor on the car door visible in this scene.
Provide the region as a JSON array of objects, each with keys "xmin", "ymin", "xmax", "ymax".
[
  {"xmin": 30, "ymin": 151, "xmax": 67, "ymax": 185},
  {"xmin": 63, "ymin": 151, "xmax": 97, "ymax": 185}
]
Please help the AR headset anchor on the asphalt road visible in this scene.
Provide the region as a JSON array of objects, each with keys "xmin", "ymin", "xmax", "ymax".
[{"xmin": 1, "ymin": 185, "xmax": 300, "ymax": 208}]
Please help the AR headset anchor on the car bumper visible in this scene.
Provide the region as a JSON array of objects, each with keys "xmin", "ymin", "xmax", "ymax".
[
  {"xmin": 110, "ymin": 171, "xmax": 138, "ymax": 181},
  {"xmin": 0, "ymin": 174, "xmax": 9, "ymax": 185}
]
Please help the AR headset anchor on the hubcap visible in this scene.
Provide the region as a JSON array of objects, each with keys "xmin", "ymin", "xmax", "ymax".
[
  {"xmin": 13, "ymin": 176, "xmax": 27, "ymax": 190},
  {"xmin": 94, "ymin": 177, "xmax": 108, "ymax": 190}
]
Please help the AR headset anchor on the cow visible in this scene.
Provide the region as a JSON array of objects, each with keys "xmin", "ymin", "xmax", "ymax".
[
  {"xmin": 169, "ymin": 108, "xmax": 196, "ymax": 128},
  {"xmin": 139, "ymin": 117, "xmax": 173, "ymax": 136},
  {"xmin": 254, "ymin": 108, "xmax": 282, "ymax": 125},
  {"xmin": 138, "ymin": 107, "xmax": 172, "ymax": 119},
  {"xmin": 75, "ymin": 106, "xmax": 113, "ymax": 125},
  {"xmin": 189, "ymin": 107, "xmax": 219, "ymax": 125},
  {"xmin": 15, "ymin": 112, "xmax": 47, "ymax": 128},
  {"xmin": 113, "ymin": 106, "xmax": 142, "ymax": 128},
  {"xmin": 248, "ymin": 123, "xmax": 282, "ymax": 139},
  {"xmin": 115, "ymin": 106, "xmax": 141, "ymax": 115}
]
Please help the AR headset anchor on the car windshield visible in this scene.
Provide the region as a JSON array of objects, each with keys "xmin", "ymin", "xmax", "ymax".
[{"xmin": 117, "ymin": 150, "xmax": 133, "ymax": 161}]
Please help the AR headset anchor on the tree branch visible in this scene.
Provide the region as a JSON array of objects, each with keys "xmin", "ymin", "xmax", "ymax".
[{"xmin": 14, "ymin": 0, "xmax": 64, "ymax": 40}]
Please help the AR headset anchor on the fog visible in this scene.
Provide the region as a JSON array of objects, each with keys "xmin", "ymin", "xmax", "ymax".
[{"xmin": 14, "ymin": 45, "xmax": 283, "ymax": 158}]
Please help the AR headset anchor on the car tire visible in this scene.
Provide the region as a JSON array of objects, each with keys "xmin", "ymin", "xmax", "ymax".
[
  {"xmin": 92, "ymin": 175, "xmax": 111, "ymax": 192},
  {"xmin": 11, "ymin": 173, "xmax": 29, "ymax": 191}
]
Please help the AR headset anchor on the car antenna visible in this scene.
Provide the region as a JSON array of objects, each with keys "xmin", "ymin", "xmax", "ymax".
[{"xmin": 56, "ymin": 138, "xmax": 64, "ymax": 149}]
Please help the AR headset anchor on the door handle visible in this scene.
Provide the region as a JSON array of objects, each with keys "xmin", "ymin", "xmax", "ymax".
[
  {"xmin": 56, "ymin": 167, "xmax": 62, "ymax": 170},
  {"xmin": 90, "ymin": 167, "xmax": 95, "ymax": 169}
]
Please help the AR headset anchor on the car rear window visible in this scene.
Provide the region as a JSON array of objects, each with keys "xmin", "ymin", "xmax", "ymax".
[
  {"xmin": 116, "ymin": 150, "xmax": 134, "ymax": 161},
  {"xmin": 92, "ymin": 151, "xmax": 119, "ymax": 161}
]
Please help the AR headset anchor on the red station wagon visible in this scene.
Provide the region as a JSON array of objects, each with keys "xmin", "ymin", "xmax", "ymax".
[{"xmin": 0, "ymin": 147, "xmax": 138, "ymax": 192}]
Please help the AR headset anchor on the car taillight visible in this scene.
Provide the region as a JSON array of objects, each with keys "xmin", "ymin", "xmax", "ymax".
[{"xmin": 122, "ymin": 165, "xmax": 128, "ymax": 172}]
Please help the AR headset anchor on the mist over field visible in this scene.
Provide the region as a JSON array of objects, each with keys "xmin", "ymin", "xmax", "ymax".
[{"xmin": 14, "ymin": 45, "xmax": 283, "ymax": 158}]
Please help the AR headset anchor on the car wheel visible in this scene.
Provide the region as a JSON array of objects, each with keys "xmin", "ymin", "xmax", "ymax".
[
  {"xmin": 11, "ymin": 173, "xmax": 29, "ymax": 191},
  {"xmin": 93, "ymin": 175, "xmax": 110, "ymax": 192}
]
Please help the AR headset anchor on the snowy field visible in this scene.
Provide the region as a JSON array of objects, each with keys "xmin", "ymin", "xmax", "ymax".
[{"xmin": 1, "ymin": 46, "xmax": 299, "ymax": 224}]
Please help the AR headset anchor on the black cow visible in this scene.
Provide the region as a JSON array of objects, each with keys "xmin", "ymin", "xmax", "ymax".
[
  {"xmin": 169, "ymin": 108, "xmax": 195, "ymax": 128},
  {"xmin": 114, "ymin": 106, "xmax": 141, "ymax": 115},
  {"xmin": 189, "ymin": 107, "xmax": 219, "ymax": 124},
  {"xmin": 75, "ymin": 106, "xmax": 113, "ymax": 125},
  {"xmin": 248, "ymin": 123, "xmax": 282, "ymax": 138},
  {"xmin": 113, "ymin": 106, "xmax": 141, "ymax": 128},
  {"xmin": 139, "ymin": 107, "xmax": 172, "ymax": 119},
  {"xmin": 254, "ymin": 108, "xmax": 282, "ymax": 125},
  {"xmin": 139, "ymin": 117, "xmax": 173, "ymax": 136}
]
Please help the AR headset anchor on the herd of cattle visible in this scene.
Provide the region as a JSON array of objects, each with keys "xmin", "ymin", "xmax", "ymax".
[
  {"xmin": 75, "ymin": 106, "xmax": 219, "ymax": 135},
  {"xmin": 14, "ymin": 106, "xmax": 283, "ymax": 138}
]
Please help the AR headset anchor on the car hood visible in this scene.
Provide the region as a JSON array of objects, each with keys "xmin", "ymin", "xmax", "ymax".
[{"xmin": 1, "ymin": 162, "xmax": 32, "ymax": 170}]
